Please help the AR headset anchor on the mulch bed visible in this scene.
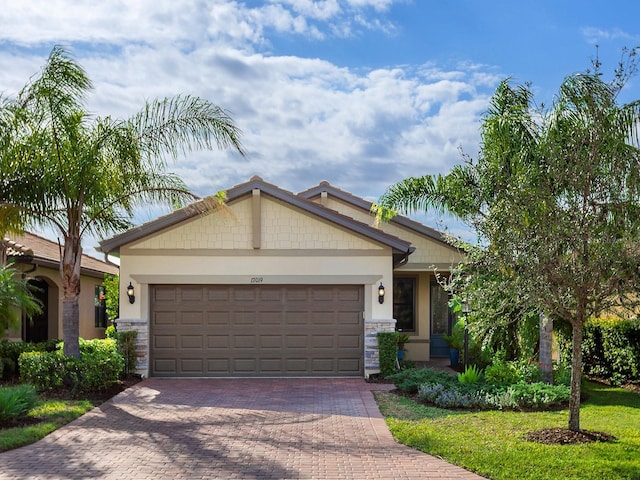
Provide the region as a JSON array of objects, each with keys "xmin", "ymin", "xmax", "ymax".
[{"xmin": 524, "ymin": 428, "xmax": 617, "ymax": 445}]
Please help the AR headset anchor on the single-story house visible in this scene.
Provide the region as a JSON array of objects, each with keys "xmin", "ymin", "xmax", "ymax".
[
  {"xmin": 2, "ymin": 232, "xmax": 119, "ymax": 342},
  {"xmin": 98, "ymin": 177, "xmax": 463, "ymax": 378}
]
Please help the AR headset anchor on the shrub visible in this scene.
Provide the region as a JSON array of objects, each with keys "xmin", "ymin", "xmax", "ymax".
[
  {"xmin": 417, "ymin": 381, "xmax": 570, "ymax": 410},
  {"xmin": 458, "ymin": 365, "xmax": 483, "ymax": 384},
  {"xmin": 0, "ymin": 340, "xmax": 59, "ymax": 379},
  {"xmin": 377, "ymin": 331, "xmax": 399, "ymax": 378},
  {"xmin": 418, "ymin": 382, "xmax": 485, "ymax": 409},
  {"xmin": 512, "ymin": 359, "xmax": 542, "ymax": 384},
  {"xmin": 582, "ymin": 317, "xmax": 640, "ymax": 385},
  {"xmin": 19, "ymin": 338, "xmax": 124, "ymax": 392},
  {"xmin": 0, "ymin": 384, "xmax": 39, "ymax": 421},
  {"xmin": 77, "ymin": 338, "xmax": 124, "ymax": 391},
  {"xmin": 484, "ymin": 351, "xmax": 519, "ymax": 384},
  {"xmin": 552, "ymin": 361, "xmax": 572, "ymax": 386},
  {"xmin": 116, "ymin": 331, "xmax": 137, "ymax": 375},
  {"xmin": 389, "ymin": 367, "xmax": 457, "ymax": 393},
  {"xmin": 18, "ymin": 351, "xmax": 67, "ymax": 391}
]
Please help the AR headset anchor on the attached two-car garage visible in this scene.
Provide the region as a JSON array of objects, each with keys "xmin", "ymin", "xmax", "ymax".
[{"xmin": 149, "ymin": 284, "xmax": 364, "ymax": 377}]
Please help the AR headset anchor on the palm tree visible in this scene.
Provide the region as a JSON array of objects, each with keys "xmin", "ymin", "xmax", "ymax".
[
  {"xmin": 0, "ymin": 46, "xmax": 245, "ymax": 357},
  {"xmin": 0, "ymin": 263, "xmax": 41, "ymax": 338},
  {"xmin": 379, "ymin": 63, "xmax": 640, "ymax": 432}
]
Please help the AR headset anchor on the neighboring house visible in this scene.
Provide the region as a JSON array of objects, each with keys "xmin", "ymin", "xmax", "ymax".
[
  {"xmin": 2, "ymin": 232, "xmax": 119, "ymax": 342},
  {"xmin": 98, "ymin": 177, "xmax": 463, "ymax": 378}
]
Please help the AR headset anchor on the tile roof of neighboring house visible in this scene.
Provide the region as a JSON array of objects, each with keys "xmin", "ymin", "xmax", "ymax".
[
  {"xmin": 98, "ymin": 176, "xmax": 415, "ymax": 262},
  {"xmin": 3, "ymin": 232, "xmax": 118, "ymax": 278}
]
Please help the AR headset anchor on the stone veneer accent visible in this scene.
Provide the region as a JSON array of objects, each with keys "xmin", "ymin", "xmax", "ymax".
[
  {"xmin": 364, "ymin": 318, "xmax": 396, "ymax": 377},
  {"xmin": 115, "ymin": 318, "xmax": 149, "ymax": 377}
]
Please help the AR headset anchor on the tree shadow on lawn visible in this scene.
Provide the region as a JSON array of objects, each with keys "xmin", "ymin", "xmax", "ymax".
[{"xmin": 583, "ymin": 382, "xmax": 640, "ymax": 409}]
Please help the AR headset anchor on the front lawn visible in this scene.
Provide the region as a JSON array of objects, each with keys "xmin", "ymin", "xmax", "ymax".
[
  {"xmin": 0, "ymin": 398, "xmax": 95, "ymax": 452},
  {"xmin": 375, "ymin": 381, "xmax": 640, "ymax": 480}
]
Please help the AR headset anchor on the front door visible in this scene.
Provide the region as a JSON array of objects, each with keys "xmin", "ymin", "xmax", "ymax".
[
  {"xmin": 25, "ymin": 278, "xmax": 48, "ymax": 343},
  {"xmin": 429, "ymin": 281, "xmax": 453, "ymax": 357}
]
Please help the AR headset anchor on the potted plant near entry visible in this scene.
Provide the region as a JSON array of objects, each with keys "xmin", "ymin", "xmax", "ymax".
[
  {"xmin": 396, "ymin": 333, "xmax": 411, "ymax": 361},
  {"xmin": 442, "ymin": 321, "xmax": 464, "ymax": 367}
]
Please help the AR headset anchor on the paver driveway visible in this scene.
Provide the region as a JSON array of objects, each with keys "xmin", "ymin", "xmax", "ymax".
[{"xmin": 0, "ymin": 379, "xmax": 484, "ymax": 479}]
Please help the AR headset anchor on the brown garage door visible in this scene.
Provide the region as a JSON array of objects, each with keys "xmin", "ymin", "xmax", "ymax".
[{"xmin": 150, "ymin": 285, "xmax": 364, "ymax": 377}]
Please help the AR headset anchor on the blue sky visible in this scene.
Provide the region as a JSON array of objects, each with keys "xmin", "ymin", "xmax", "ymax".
[{"xmin": 1, "ymin": 0, "xmax": 639, "ymax": 256}]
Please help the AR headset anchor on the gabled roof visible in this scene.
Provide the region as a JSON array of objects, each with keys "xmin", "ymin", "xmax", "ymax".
[
  {"xmin": 298, "ymin": 181, "xmax": 452, "ymax": 247},
  {"xmin": 3, "ymin": 232, "xmax": 118, "ymax": 278},
  {"xmin": 98, "ymin": 176, "xmax": 414, "ymax": 258}
]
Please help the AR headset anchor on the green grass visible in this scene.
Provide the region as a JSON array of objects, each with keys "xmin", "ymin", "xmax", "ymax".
[
  {"xmin": 0, "ymin": 399, "xmax": 94, "ymax": 452},
  {"xmin": 375, "ymin": 382, "xmax": 640, "ymax": 480}
]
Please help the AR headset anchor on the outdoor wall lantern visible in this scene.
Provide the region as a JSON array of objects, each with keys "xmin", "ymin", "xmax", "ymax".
[
  {"xmin": 378, "ymin": 283, "xmax": 385, "ymax": 304},
  {"xmin": 126, "ymin": 282, "xmax": 136, "ymax": 304}
]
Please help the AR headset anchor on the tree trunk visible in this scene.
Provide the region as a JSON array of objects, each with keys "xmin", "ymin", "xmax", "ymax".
[
  {"xmin": 568, "ymin": 321, "xmax": 583, "ymax": 432},
  {"xmin": 62, "ymin": 296, "xmax": 80, "ymax": 356},
  {"xmin": 61, "ymin": 237, "xmax": 83, "ymax": 358},
  {"xmin": 539, "ymin": 313, "xmax": 553, "ymax": 384}
]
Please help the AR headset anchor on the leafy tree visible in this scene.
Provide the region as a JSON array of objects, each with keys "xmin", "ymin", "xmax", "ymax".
[
  {"xmin": 0, "ymin": 46, "xmax": 245, "ymax": 357},
  {"xmin": 379, "ymin": 51, "xmax": 640, "ymax": 432},
  {"xmin": 0, "ymin": 263, "xmax": 41, "ymax": 338},
  {"xmin": 103, "ymin": 274, "xmax": 119, "ymax": 324}
]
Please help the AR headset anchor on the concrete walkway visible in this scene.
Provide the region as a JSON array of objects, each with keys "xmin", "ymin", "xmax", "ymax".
[{"xmin": 0, "ymin": 379, "xmax": 484, "ymax": 479}]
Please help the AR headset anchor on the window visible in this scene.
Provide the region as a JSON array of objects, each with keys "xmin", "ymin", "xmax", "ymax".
[
  {"xmin": 393, "ymin": 277, "xmax": 416, "ymax": 332},
  {"xmin": 94, "ymin": 285, "xmax": 107, "ymax": 328}
]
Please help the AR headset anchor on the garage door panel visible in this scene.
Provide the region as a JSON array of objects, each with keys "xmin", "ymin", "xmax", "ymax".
[
  {"xmin": 181, "ymin": 335, "xmax": 203, "ymax": 349},
  {"xmin": 259, "ymin": 311, "xmax": 282, "ymax": 325},
  {"xmin": 338, "ymin": 358, "xmax": 361, "ymax": 373},
  {"xmin": 181, "ymin": 311, "xmax": 204, "ymax": 325},
  {"xmin": 153, "ymin": 311, "xmax": 177, "ymax": 326},
  {"xmin": 233, "ymin": 311, "xmax": 257, "ymax": 325},
  {"xmin": 260, "ymin": 358, "xmax": 283, "ymax": 372},
  {"xmin": 284, "ymin": 311, "xmax": 309, "ymax": 325},
  {"xmin": 151, "ymin": 285, "xmax": 363, "ymax": 377},
  {"xmin": 207, "ymin": 311, "xmax": 230, "ymax": 325},
  {"xmin": 311, "ymin": 311, "xmax": 334, "ymax": 324},
  {"xmin": 181, "ymin": 358, "xmax": 204, "ymax": 373},
  {"xmin": 234, "ymin": 358, "xmax": 257, "ymax": 372},
  {"xmin": 207, "ymin": 335, "xmax": 229, "ymax": 348},
  {"xmin": 154, "ymin": 358, "xmax": 177, "ymax": 374},
  {"xmin": 207, "ymin": 358, "xmax": 229, "ymax": 372},
  {"xmin": 207, "ymin": 288, "xmax": 230, "ymax": 301},
  {"xmin": 260, "ymin": 335, "xmax": 282, "ymax": 348},
  {"xmin": 285, "ymin": 335, "xmax": 308, "ymax": 348},
  {"xmin": 234, "ymin": 335, "xmax": 257, "ymax": 348},
  {"xmin": 286, "ymin": 358, "xmax": 308, "ymax": 372},
  {"xmin": 154, "ymin": 335, "xmax": 177, "ymax": 349},
  {"xmin": 181, "ymin": 287, "xmax": 204, "ymax": 302},
  {"xmin": 311, "ymin": 335, "xmax": 334, "ymax": 348},
  {"xmin": 154, "ymin": 287, "xmax": 177, "ymax": 302},
  {"xmin": 338, "ymin": 311, "xmax": 361, "ymax": 324}
]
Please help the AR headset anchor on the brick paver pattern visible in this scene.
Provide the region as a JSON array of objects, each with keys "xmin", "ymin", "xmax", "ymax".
[{"xmin": 0, "ymin": 378, "xmax": 484, "ymax": 479}]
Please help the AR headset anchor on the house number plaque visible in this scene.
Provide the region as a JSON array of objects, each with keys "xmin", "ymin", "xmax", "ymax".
[{"xmin": 250, "ymin": 276, "xmax": 264, "ymax": 284}]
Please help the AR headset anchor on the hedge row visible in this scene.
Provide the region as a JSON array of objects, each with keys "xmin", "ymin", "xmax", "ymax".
[
  {"xmin": 0, "ymin": 339, "xmax": 59, "ymax": 379},
  {"xmin": 19, "ymin": 338, "xmax": 124, "ymax": 393},
  {"xmin": 582, "ymin": 317, "xmax": 640, "ymax": 386}
]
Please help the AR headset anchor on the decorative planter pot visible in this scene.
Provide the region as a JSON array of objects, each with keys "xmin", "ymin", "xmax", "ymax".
[
  {"xmin": 397, "ymin": 348, "xmax": 405, "ymax": 361},
  {"xmin": 449, "ymin": 348, "xmax": 459, "ymax": 367}
]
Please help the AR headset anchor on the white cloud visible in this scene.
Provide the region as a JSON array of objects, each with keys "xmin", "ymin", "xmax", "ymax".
[
  {"xmin": 581, "ymin": 27, "xmax": 640, "ymax": 44},
  {"xmin": 0, "ymin": 0, "xmax": 497, "ymax": 257}
]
